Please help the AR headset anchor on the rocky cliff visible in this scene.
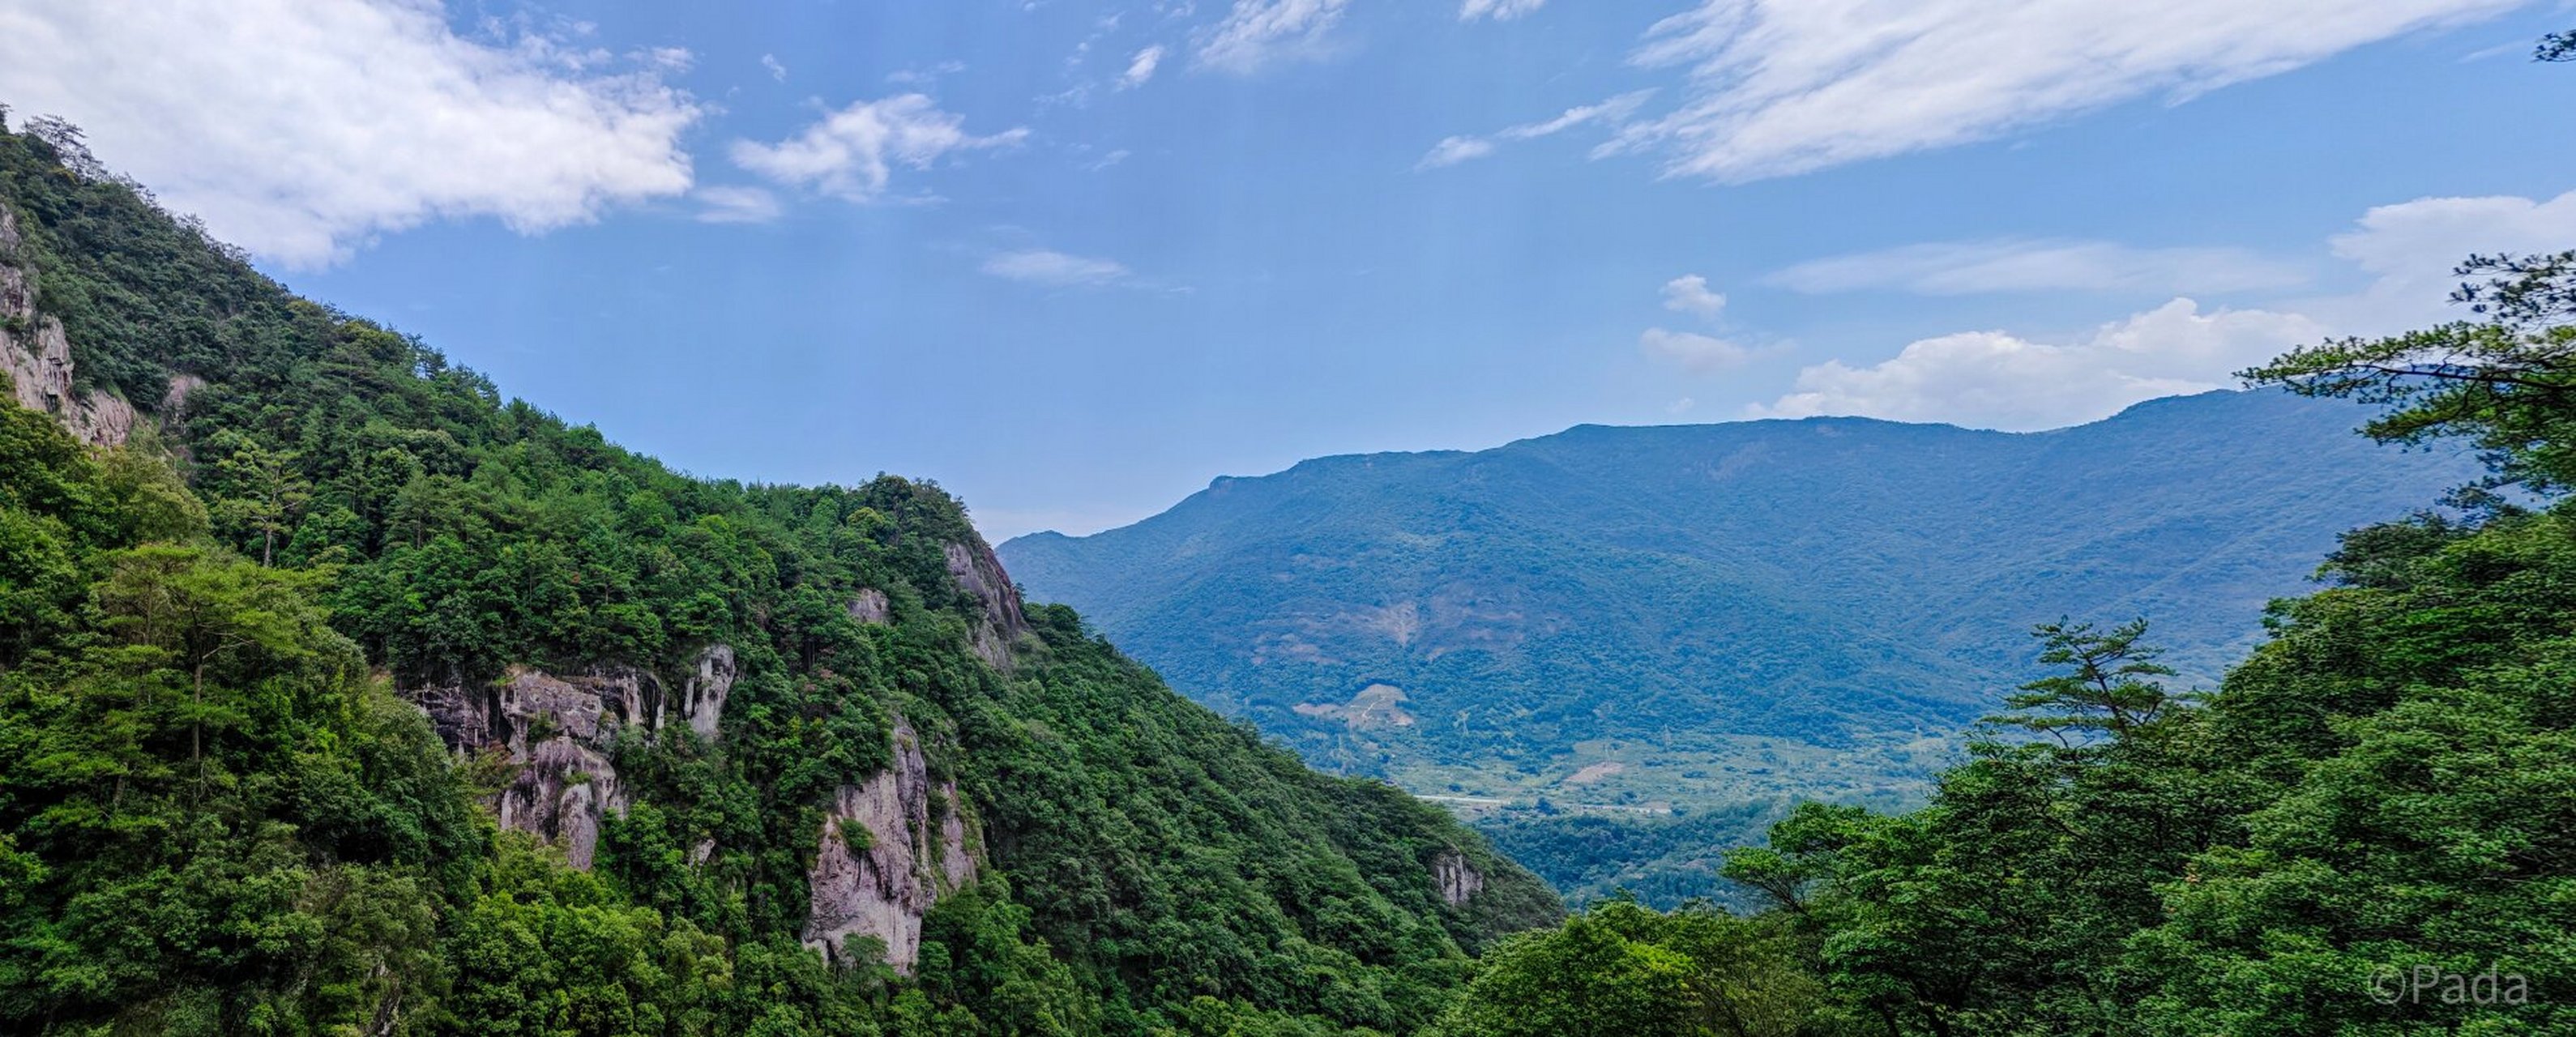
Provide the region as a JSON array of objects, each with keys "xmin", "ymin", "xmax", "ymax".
[
  {"xmin": 945, "ymin": 540, "xmax": 1031, "ymax": 669},
  {"xmin": 0, "ymin": 206, "xmax": 137, "ymax": 446},
  {"xmin": 801, "ymin": 717, "xmax": 980, "ymax": 974},
  {"xmin": 408, "ymin": 644, "xmax": 737, "ymax": 868}
]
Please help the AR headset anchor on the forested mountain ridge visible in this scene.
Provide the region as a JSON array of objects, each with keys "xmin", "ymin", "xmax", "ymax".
[
  {"xmin": 1001, "ymin": 390, "xmax": 2478, "ymax": 814},
  {"xmin": 1412, "ymin": 92, "xmax": 2576, "ymax": 1026},
  {"xmin": 0, "ymin": 113, "xmax": 1559, "ymax": 1036}
]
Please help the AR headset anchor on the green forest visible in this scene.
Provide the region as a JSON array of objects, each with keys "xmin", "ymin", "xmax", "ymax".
[
  {"xmin": 3, "ymin": 32, "xmax": 2576, "ymax": 1037},
  {"xmin": 0, "ymin": 114, "xmax": 1561, "ymax": 1035},
  {"xmin": 1427, "ymin": 246, "xmax": 2576, "ymax": 1031}
]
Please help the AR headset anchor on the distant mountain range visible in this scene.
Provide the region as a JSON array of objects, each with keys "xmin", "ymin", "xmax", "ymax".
[{"xmin": 1000, "ymin": 390, "xmax": 2480, "ymax": 816}]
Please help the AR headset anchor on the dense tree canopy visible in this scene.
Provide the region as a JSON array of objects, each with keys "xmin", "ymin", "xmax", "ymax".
[{"xmin": 0, "ymin": 113, "xmax": 1557, "ymax": 1036}]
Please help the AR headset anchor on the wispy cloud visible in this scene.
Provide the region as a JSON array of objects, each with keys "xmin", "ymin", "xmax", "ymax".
[
  {"xmin": 693, "ymin": 186, "xmax": 781, "ymax": 224},
  {"xmin": 983, "ymin": 249, "xmax": 1134, "ymax": 288},
  {"xmin": 1610, "ymin": 0, "xmax": 2528, "ymax": 183},
  {"xmin": 1120, "ymin": 45, "xmax": 1167, "ymax": 88},
  {"xmin": 731, "ymin": 95, "xmax": 1026, "ymax": 203},
  {"xmin": 760, "ymin": 53, "xmax": 788, "ymax": 81},
  {"xmin": 0, "ymin": 0, "xmax": 701, "ymax": 266},
  {"xmin": 1766, "ymin": 239, "xmax": 2308, "ymax": 296},
  {"xmin": 1641, "ymin": 328, "xmax": 1755, "ymax": 373},
  {"xmin": 1194, "ymin": 0, "xmax": 1350, "ymax": 74},
  {"xmin": 1459, "ymin": 0, "xmax": 1547, "ymax": 21},
  {"xmin": 1417, "ymin": 90, "xmax": 1655, "ymax": 169}
]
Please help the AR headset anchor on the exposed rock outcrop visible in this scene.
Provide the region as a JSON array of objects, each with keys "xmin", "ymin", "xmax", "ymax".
[
  {"xmin": 1432, "ymin": 850, "xmax": 1485, "ymax": 907},
  {"xmin": 0, "ymin": 206, "xmax": 137, "ymax": 446},
  {"xmin": 944, "ymin": 540, "xmax": 1031, "ymax": 669},
  {"xmin": 848, "ymin": 587, "xmax": 891, "ymax": 625},
  {"xmin": 673, "ymin": 643, "xmax": 735, "ymax": 740},
  {"xmin": 407, "ymin": 643, "xmax": 736, "ymax": 868},
  {"xmin": 802, "ymin": 718, "xmax": 980, "ymax": 974}
]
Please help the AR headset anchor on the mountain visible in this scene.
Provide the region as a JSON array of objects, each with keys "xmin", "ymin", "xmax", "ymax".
[
  {"xmin": 1000, "ymin": 392, "xmax": 2483, "ymax": 817},
  {"xmin": 0, "ymin": 116, "xmax": 1558, "ymax": 1035}
]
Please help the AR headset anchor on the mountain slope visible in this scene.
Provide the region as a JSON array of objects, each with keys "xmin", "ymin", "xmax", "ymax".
[
  {"xmin": 1000, "ymin": 391, "xmax": 2482, "ymax": 813},
  {"xmin": 0, "ymin": 116, "xmax": 1557, "ymax": 1035}
]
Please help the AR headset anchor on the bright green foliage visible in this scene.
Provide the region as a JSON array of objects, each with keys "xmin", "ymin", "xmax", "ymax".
[
  {"xmin": 1993, "ymin": 617, "xmax": 2177, "ymax": 742},
  {"xmin": 0, "ymin": 115, "xmax": 1558, "ymax": 1035},
  {"xmin": 1427, "ymin": 899, "xmax": 1844, "ymax": 1037}
]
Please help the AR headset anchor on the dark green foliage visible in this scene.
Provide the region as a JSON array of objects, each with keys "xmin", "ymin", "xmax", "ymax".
[
  {"xmin": 1441, "ymin": 245, "xmax": 2576, "ymax": 1034},
  {"xmin": 0, "ymin": 116, "xmax": 1557, "ymax": 1035}
]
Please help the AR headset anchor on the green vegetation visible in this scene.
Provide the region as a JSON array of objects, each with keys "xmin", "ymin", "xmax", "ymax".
[
  {"xmin": 997, "ymin": 355, "xmax": 2476, "ymax": 836},
  {"xmin": 1433, "ymin": 244, "xmax": 2576, "ymax": 1033},
  {"xmin": 0, "ymin": 115, "xmax": 1558, "ymax": 1035}
]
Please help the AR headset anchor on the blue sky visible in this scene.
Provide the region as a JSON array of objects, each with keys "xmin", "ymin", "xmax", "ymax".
[{"xmin": 4, "ymin": 1, "xmax": 2575, "ymax": 537}]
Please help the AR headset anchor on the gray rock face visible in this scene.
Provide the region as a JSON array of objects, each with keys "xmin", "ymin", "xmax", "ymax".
[
  {"xmin": 848, "ymin": 587, "xmax": 892, "ymax": 625},
  {"xmin": 944, "ymin": 540, "xmax": 1031, "ymax": 669},
  {"xmin": 0, "ymin": 206, "xmax": 137, "ymax": 446},
  {"xmin": 408, "ymin": 644, "xmax": 735, "ymax": 868},
  {"xmin": 1432, "ymin": 850, "xmax": 1485, "ymax": 907},
  {"xmin": 802, "ymin": 717, "xmax": 980, "ymax": 974},
  {"xmin": 675, "ymin": 643, "xmax": 735, "ymax": 740}
]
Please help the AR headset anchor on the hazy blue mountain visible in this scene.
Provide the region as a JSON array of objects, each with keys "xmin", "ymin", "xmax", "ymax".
[{"xmin": 1000, "ymin": 390, "xmax": 2480, "ymax": 816}]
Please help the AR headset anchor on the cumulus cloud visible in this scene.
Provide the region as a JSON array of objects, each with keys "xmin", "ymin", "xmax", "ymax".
[
  {"xmin": 1120, "ymin": 45, "xmax": 1167, "ymax": 89},
  {"xmin": 1642, "ymin": 327, "xmax": 1756, "ymax": 372},
  {"xmin": 982, "ymin": 249, "xmax": 1133, "ymax": 288},
  {"xmin": 692, "ymin": 186, "xmax": 781, "ymax": 224},
  {"xmin": 730, "ymin": 95, "xmax": 1027, "ymax": 203},
  {"xmin": 2313, "ymin": 189, "xmax": 2576, "ymax": 331},
  {"xmin": 1754, "ymin": 301, "xmax": 2324, "ymax": 430},
  {"xmin": 760, "ymin": 53, "xmax": 788, "ymax": 81},
  {"xmin": 1417, "ymin": 91, "xmax": 1655, "ymax": 169},
  {"xmin": 1194, "ymin": 0, "xmax": 1351, "ymax": 74},
  {"xmin": 0, "ymin": 0, "xmax": 701, "ymax": 266},
  {"xmin": 1745, "ymin": 186, "xmax": 2576, "ymax": 430},
  {"xmin": 1662, "ymin": 275, "xmax": 1728, "ymax": 318},
  {"xmin": 1766, "ymin": 239, "xmax": 2309, "ymax": 296},
  {"xmin": 1612, "ymin": 0, "xmax": 2527, "ymax": 183},
  {"xmin": 1460, "ymin": 0, "xmax": 1548, "ymax": 21}
]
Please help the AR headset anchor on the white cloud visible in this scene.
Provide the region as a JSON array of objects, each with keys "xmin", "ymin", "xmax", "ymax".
[
  {"xmin": 1754, "ymin": 300, "xmax": 2324, "ymax": 430},
  {"xmin": 1120, "ymin": 45, "xmax": 1167, "ymax": 88},
  {"xmin": 1749, "ymin": 186, "xmax": 2576, "ymax": 430},
  {"xmin": 1613, "ymin": 0, "xmax": 2528, "ymax": 183},
  {"xmin": 730, "ymin": 95, "xmax": 1027, "ymax": 203},
  {"xmin": 983, "ymin": 249, "xmax": 1133, "ymax": 288},
  {"xmin": 1662, "ymin": 275, "xmax": 1728, "ymax": 318},
  {"xmin": 1194, "ymin": 0, "xmax": 1350, "ymax": 74},
  {"xmin": 1668, "ymin": 396, "xmax": 1698, "ymax": 415},
  {"xmin": 0, "ymin": 0, "xmax": 700, "ymax": 266},
  {"xmin": 1416, "ymin": 136, "xmax": 1498, "ymax": 169},
  {"xmin": 1642, "ymin": 327, "xmax": 1756, "ymax": 372},
  {"xmin": 1417, "ymin": 91, "xmax": 1654, "ymax": 169},
  {"xmin": 761, "ymin": 53, "xmax": 788, "ymax": 81},
  {"xmin": 1460, "ymin": 0, "xmax": 1548, "ymax": 21},
  {"xmin": 693, "ymin": 186, "xmax": 781, "ymax": 224},
  {"xmin": 2313, "ymin": 189, "xmax": 2576, "ymax": 330},
  {"xmin": 1767, "ymin": 239, "xmax": 2309, "ymax": 296}
]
